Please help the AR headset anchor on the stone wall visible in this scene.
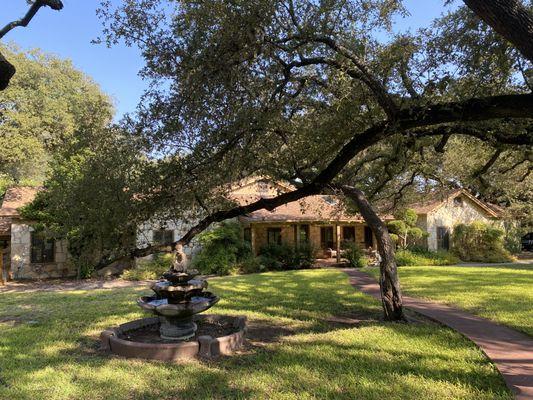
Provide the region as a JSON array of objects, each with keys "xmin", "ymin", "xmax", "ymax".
[
  {"xmin": 136, "ymin": 218, "xmax": 203, "ymax": 264},
  {"xmin": 426, "ymin": 195, "xmax": 497, "ymax": 250},
  {"xmin": 10, "ymin": 223, "xmax": 75, "ymax": 280}
]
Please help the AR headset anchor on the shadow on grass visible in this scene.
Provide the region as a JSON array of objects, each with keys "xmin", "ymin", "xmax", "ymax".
[{"xmin": 0, "ymin": 269, "xmax": 511, "ymax": 400}]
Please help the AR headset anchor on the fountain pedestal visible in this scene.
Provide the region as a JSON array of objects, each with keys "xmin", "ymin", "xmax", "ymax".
[{"xmin": 159, "ymin": 316, "xmax": 196, "ymax": 340}]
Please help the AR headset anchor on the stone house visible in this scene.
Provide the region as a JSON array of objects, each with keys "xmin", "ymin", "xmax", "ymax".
[
  {"xmin": 407, "ymin": 189, "xmax": 502, "ymax": 250},
  {"xmin": 229, "ymin": 179, "xmax": 502, "ymax": 257},
  {"xmin": 0, "ymin": 187, "xmax": 75, "ymax": 281},
  {"xmin": 0, "ymin": 179, "xmax": 502, "ymax": 280}
]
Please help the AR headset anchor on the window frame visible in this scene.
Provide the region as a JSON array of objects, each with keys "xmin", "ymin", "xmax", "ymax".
[
  {"xmin": 436, "ymin": 226, "xmax": 450, "ymax": 250},
  {"xmin": 320, "ymin": 226, "xmax": 335, "ymax": 249},
  {"xmin": 267, "ymin": 227, "xmax": 282, "ymax": 245},
  {"xmin": 243, "ymin": 227, "xmax": 252, "ymax": 242},
  {"xmin": 30, "ymin": 232, "xmax": 55, "ymax": 264},
  {"xmin": 153, "ymin": 229, "xmax": 174, "ymax": 245},
  {"xmin": 342, "ymin": 226, "xmax": 356, "ymax": 242}
]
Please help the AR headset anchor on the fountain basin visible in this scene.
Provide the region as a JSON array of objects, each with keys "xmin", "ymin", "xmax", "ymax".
[
  {"xmin": 100, "ymin": 314, "xmax": 246, "ymax": 360},
  {"xmin": 149, "ymin": 279, "xmax": 209, "ymax": 302},
  {"xmin": 137, "ymin": 292, "xmax": 219, "ymax": 317}
]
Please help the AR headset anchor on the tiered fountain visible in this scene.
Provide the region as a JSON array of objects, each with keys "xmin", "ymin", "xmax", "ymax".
[
  {"xmin": 100, "ymin": 246, "xmax": 246, "ymax": 360},
  {"xmin": 137, "ymin": 251, "xmax": 219, "ymax": 340}
]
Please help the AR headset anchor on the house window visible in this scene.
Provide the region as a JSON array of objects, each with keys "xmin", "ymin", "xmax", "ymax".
[
  {"xmin": 153, "ymin": 229, "xmax": 174, "ymax": 245},
  {"xmin": 31, "ymin": 233, "xmax": 55, "ymax": 263},
  {"xmin": 293, "ymin": 224, "xmax": 309, "ymax": 244},
  {"xmin": 342, "ymin": 226, "xmax": 356, "ymax": 242},
  {"xmin": 364, "ymin": 226, "xmax": 373, "ymax": 248},
  {"xmin": 267, "ymin": 228, "xmax": 282, "ymax": 245},
  {"xmin": 437, "ymin": 227, "xmax": 450, "ymax": 250},
  {"xmin": 320, "ymin": 226, "xmax": 335, "ymax": 249},
  {"xmin": 453, "ymin": 196, "xmax": 463, "ymax": 207},
  {"xmin": 243, "ymin": 227, "xmax": 252, "ymax": 242}
]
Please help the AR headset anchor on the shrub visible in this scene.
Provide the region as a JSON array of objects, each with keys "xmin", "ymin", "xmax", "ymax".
[
  {"xmin": 395, "ymin": 249, "xmax": 459, "ymax": 266},
  {"xmin": 294, "ymin": 242, "xmax": 317, "ymax": 268},
  {"xmin": 341, "ymin": 241, "xmax": 368, "ymax": 268},
  {"xmin": 258, "ymin": 242, "xmax": 294, "ymax": 270},
  {"xmin": 121, "ymin": 253, "xmax": 172, "ymax": 281},
  {"xmin": 503, "ymin": 225, "xmax": 525, "ymax": 255},
  {"xmin": 191, "ymin": 222, "xmax": 251, "ymax": 275},
  {"xmin": 238, "ymin": 256, "xmax": 265, "ymax": 274},
  {"xmin": 258, "ymin": 241, "xmax": 317, "ymax": 270},
  {"xmin": 451, "ymin": 221, "xmax": 514, "ymax": 263}
]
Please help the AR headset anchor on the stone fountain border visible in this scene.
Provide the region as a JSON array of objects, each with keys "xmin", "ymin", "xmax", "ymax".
[{"xmin": 100, "ymin": 314, "xmax": 247, "ymax": 361}]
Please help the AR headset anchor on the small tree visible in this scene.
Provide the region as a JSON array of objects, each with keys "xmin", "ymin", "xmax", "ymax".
[{"xmin": 387, "ymin": 209, "xmax": 427, "ymax": 249}]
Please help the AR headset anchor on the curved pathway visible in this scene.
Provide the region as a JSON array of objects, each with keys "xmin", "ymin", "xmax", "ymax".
[{"xmin": 343, "ymin": 268, "xmax": 533, "ymax": 400}]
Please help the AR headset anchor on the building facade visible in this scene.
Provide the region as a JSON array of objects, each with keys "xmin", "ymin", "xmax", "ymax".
[{"xmin": 0, "ymin": 179, "xmax": 502, "ymax": 280}]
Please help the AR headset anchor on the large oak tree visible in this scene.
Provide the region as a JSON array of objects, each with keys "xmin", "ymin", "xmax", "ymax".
[{"xmin": 28, "ymin": 1, "xmax": 532, "ymax": 320}]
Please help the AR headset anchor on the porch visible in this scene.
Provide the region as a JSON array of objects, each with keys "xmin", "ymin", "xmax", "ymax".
[{"xmin": 244, "ymin": 221, "xmax": 376, "ymax": 262}]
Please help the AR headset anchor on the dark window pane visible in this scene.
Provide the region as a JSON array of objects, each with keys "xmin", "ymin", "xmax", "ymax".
[
  {"xmin": 153, "ymin": 229, "xmax": 173, "ymax": 245},
  {"xmin": 364, "ymin": 226, "xmax": 373, "ymax": 248},
  {"xmin": 243, "ymin": 228, "xmax": 251, "ymax": 242},
  {"xmin": 300, "ymin": 225, "xmax": 309, "ymax": 243},
  {"xmin": 267, "ymin": 228, "xmax": 282, "ymax": 245},
  {"xmin": 437, "ymin": 227, "xmax": 450, "ymax": 250},
  {"xmin": 31, "ymin": 233, "xmax": 55, "ymax": 263},
  {"xmin": 343, "ymin": 226, "xmax": 355, "ymax": 242},
  {"xmin": 320, "ymin": 227, "xmax": 335, "ymax": 249}
]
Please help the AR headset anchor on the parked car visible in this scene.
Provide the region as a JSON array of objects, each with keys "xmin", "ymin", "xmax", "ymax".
[{"xmin": 522, "ymin": 232, "xmax": 533, "ymax": 251}]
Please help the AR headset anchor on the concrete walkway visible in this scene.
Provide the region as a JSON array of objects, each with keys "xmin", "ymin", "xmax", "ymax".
[{"xmin": 343, "ymin": 268, "xmax": 533, "ymax": 400}]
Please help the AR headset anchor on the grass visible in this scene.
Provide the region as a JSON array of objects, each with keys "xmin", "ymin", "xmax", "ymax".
[
  {"xmin": 363, "ymin": 263, "xmax": 533, "ymax": 336},
  {"xmin": 0, "ymin": 269, "xmax": 511, "ymax": 399}
]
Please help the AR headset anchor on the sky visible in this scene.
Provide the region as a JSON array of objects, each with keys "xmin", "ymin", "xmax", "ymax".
[{"xmin": 1, "ymin": 0, "xmax": 450, "ymax": 120}]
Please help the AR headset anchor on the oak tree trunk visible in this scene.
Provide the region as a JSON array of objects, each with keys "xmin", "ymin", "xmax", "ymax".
[
  {"xmin": 464, "ymin": 0, "xmax": 533, "ymax": 63},
  {"xmin": 341, "ymin": 185, "xmax": 406, "ymax": 321}
]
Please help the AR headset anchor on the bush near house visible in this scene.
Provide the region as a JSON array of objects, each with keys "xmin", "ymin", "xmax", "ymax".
[
  {"xmin": 191, "ymin": 222, "xmax": 252, "ymax": 275},
  {"xmin": 341, "ymin": 241, "xmax": 369, "ymax": 268},
  {"xmin": 258, "ymin": 242, "xmax": 317, "ymax": 271},
  {"xmin": 451, "ymin": 221, "xmax": 515, "ymax": 263},
  {"xmin": 121, "ymin": 253, "xmax": 173, "ymax": 280},
  {"xmin": 395, "ymin": 248, "xmax": 459, "ymax": 266}
]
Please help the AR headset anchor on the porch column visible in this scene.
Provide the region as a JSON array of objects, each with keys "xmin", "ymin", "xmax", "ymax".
[
  {"xmin": 295, "ymin": 224, "xmax": 300, "ymax": 249},
  {"xmin": 335, "ymin": 225, "xmax": 341, "ymax": 263},
  {"xmin": 250, "ymin": 225, "xmax": 257, "ymax": 255}
]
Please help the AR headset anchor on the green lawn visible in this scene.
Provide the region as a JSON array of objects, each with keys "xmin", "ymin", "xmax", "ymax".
[
  {"xmin": 0, "ymin": 269, "xmax": 511, "ymax": 399},
  {"xmin": 364, "ymin": 264, "xmax": 533, "ymax": 336}
]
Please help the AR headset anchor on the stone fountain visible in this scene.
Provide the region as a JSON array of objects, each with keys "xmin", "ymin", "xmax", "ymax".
[
  {"xmin": 137, "ymin": 247, "xmax": 219, "ymax": 340},
  {"xmin": 100, "ymin": 246, "xmax": 246, "ymax": 360}
]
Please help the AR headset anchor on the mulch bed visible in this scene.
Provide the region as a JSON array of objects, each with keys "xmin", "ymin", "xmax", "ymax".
[{"xmin": 119, "ymin": 316, "xmax": 238, "ymax": 344}]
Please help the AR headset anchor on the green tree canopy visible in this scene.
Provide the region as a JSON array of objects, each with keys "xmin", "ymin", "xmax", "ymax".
[{"xmin": 0, "ymin": 45, "xmax": 113, "ymax": 193}]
